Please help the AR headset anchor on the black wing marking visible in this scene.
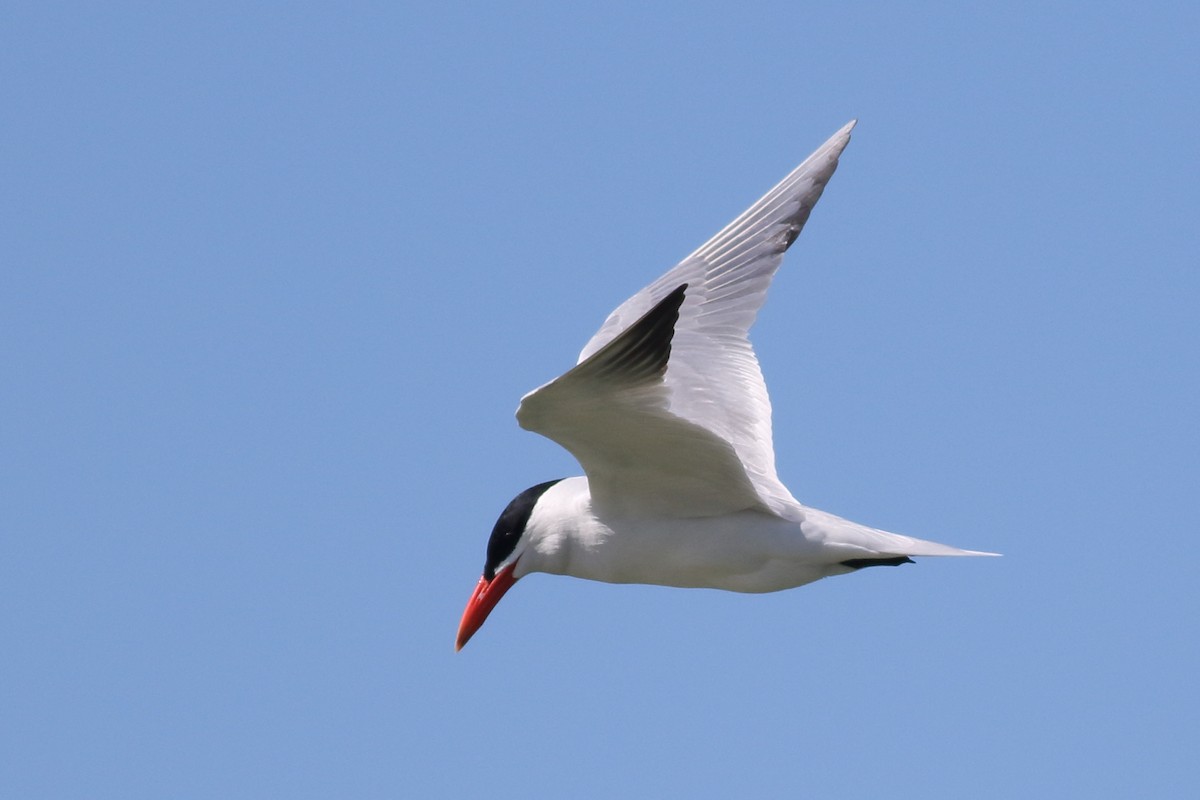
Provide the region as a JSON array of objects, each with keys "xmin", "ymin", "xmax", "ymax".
[{"xmin": 567, "ymin": 283, "xmax": 686, "ymax": 386}]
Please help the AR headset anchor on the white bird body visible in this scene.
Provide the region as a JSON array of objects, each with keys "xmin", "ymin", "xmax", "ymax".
[
  {"xmin": 516, "ymin": 476, "xmax": 984, "ymax": 594},
  {"xmin": 456, "ymin": 121, "xmax": 996, "ymax": 649}
]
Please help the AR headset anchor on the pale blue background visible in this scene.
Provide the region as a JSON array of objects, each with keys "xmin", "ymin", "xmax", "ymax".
[{"xmin": 3, "ymin": 2, "xmax": 1196, "ymax": 797}]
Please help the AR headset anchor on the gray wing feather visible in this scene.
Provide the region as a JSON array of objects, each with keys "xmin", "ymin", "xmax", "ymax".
[{"xmin": 521, "ymin": 122, "xmax": 856, "ymax": 517}]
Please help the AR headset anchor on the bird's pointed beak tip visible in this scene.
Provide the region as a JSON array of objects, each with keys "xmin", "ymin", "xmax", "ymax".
[{"xmin": 455, "ymin": 565, "xmax": 518, "ymax": 652}]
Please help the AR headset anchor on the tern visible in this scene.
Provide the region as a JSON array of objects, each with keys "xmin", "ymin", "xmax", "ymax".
[{"xmin": 457, "ymin": 121, "xmax": 995, "ymax": 650}]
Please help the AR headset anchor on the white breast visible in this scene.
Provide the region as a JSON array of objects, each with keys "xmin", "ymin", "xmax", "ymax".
[{"xmin": 517, "ymin": 477, "xmax": 849, "ymax": 592}]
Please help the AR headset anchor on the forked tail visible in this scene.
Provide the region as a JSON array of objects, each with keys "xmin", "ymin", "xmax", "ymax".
[{"xmin": 803, "ymin": 505, "xmax": 1000, "ymax": 559}]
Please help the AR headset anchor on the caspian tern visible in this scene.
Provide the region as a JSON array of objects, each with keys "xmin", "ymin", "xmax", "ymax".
[{"xmin": 457, "ymin": 121, "xmax": 996, "ymax": 650}]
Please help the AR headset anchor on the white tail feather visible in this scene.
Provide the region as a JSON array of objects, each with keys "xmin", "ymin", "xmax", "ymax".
[{"xmin": 800, "ymin": 505, "xmax": 1001, "ymax": 558}]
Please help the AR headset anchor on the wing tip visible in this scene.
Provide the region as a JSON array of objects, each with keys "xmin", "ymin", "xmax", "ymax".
[{"xmin": 819, "ymin": 119, "xmax": 857, "ymax": 160}]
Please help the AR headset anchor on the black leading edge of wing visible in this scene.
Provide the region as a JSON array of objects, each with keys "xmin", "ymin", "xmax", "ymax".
[{"xmin": 568, "ymin": 283, "xmax": 687, "ymax": 386}]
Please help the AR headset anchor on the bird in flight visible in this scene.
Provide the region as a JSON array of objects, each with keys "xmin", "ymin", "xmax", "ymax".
[{"xmin": 457, "ymin": 121, "xmax": 995, "ymax": 650}]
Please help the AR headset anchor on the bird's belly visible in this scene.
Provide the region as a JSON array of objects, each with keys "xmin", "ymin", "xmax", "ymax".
[{"xmin": 554, "ymin": 510, "xmax": 836, "ymax": 593}]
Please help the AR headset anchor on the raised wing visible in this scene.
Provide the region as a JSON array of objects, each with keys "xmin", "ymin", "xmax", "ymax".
[
  {"xmin": 518, "ymin": 122, "xmax": 855, "ymax": 517},
  {"xmin": 518, "ymin": 284, "xmax": 766, "ymax": 516}
]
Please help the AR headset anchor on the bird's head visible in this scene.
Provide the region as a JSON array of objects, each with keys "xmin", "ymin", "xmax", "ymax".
[{"xmin": 456, "ymin": 479, "xmax": 563, "ymax": 651}]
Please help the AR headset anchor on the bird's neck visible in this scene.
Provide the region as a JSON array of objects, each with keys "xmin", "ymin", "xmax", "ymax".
[{"xmin": 518, "ymin": 476, "xmax": 608, "ymax": 578}]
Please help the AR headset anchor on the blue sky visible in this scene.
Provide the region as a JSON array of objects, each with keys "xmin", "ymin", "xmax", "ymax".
[{"xmin": 2, "ymin": 2, "xmax": 1196, "ymax": 797}]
